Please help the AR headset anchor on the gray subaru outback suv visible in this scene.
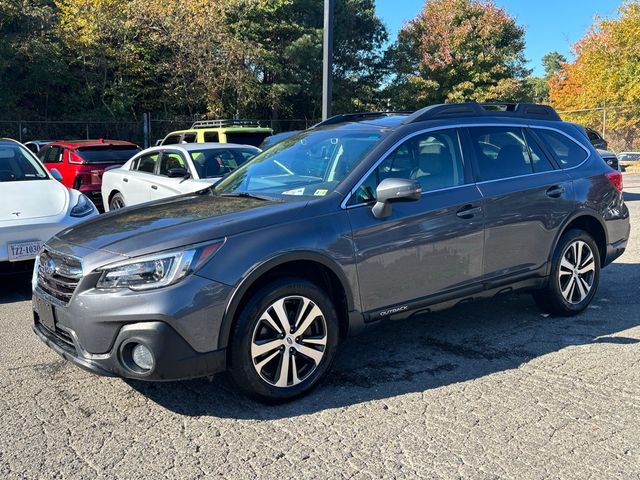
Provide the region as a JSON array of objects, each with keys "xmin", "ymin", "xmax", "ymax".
[{"xmin": 32, "ymin": 103, "xmax": 630, "ymax": 402}]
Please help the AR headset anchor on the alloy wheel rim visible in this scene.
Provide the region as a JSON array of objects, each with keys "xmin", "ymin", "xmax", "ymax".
[
  {"xmin": 251, "ymin": 296, "xmax": 327, "ymax": 388},
  {"xmin": 559, "ymin": 240, "xmax": 596, "ymax": 304},
  {"xmin": 111, "ymin": 197, "xmax": 125, "ymax": 209}
]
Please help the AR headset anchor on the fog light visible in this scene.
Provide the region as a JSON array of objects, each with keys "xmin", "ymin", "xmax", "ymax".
[{"xmin": 131, "ymin": 344, "xmax": 154, "ymax": 371}]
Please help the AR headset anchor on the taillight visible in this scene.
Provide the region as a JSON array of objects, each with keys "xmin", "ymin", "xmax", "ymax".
[{"xmin": 606, "ymin": 171, "xmax": 623, "ymax": 192}]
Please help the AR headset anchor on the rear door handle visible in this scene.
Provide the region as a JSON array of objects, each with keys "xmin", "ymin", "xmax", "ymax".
[
  {"xmin": 546, "ymin": 185, "xmax": 565, "ymax": 198},
  {"xmin": 123, "ymin": 178, "xmax": 128, "ymax": 183},
  {"xmin": 151, "ymin": 185, "xmax": 158, "ymax": 190},
  {"xmin": 456, "ymin": 205, "xmax": 482, "ymax": 219}
]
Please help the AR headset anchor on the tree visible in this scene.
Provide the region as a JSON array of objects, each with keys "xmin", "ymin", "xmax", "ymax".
[
  {"xmin": 0, "ymin": 0, "xmax": 72, "ymax": 119},
  {"xmin": 542, "ymin": 51, "xmax": 567, "ymax": 80},
  {"xmin": 385, "ymin": 0, "xmax": 529, "ymax": 109},
  {"xmin": 549, "ymin": 1, "xmax": 640, "ymax": 149},
  {"xmin": 225, "ymin": 0, "xmax": 387, "ymax": 120}
]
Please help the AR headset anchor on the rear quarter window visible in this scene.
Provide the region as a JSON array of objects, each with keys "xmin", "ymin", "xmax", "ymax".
[{"xmin": 534, "ymin": 129, "xmax": 589, "ymax": 168}]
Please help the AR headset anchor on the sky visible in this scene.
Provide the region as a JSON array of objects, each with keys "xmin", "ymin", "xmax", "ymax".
[{"xmin": 374, "ymin": 0, "xmax": 621, "ymax": 76}]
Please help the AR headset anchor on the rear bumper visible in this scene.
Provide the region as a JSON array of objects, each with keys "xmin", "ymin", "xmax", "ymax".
[
  {"xmin": 604, "ymin": 237, "xmax": 628, "ymax": 267},
  {"xmin": 79, "ymin": 186, "xmax": 104, "ymax": 210},
  {"xmin": 33, "ymin": 318, "xmax": 227, "ymax": 381}
]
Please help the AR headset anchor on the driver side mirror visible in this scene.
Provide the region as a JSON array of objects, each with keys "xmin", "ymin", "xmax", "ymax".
[
  {"xmin": 167, "ymin": 167, "xmax": 190, "ymax": 181},
  {"xmin": 50, "ymin": 168, "xmax": 63, "ymax": 182},
  {"xmin": 372, "ymin": 178, "xmax": 422, "ymax": 219}
]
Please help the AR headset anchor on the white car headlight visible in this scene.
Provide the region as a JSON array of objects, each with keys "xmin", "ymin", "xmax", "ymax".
[
  {"xmin": 96, "ymin": 240, "xmax": 224, "ymax": 291},
  {"xmin": 70, "ymin": 194, "xmax": 95, "ymax": 217}
]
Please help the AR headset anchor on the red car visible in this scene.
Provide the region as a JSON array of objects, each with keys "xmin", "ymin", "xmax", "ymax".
[{"xmin": 37, "ymin": 140, "xmax": 140, "ymax": 211}]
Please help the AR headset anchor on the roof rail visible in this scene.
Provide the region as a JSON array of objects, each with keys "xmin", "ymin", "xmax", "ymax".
[
  {"xmin": 480, "ymin": 102, "xmax": 561, "ymax": 121},
  {"xmin": 403, "ymin": 102, "xmax": 561, "ymax": 124},
  {"xmin": 190, "ymin": 119, "xmax": 263, "ymax": 129},
  {"xmin": 314, "ymin": 111, "xmax": 412, "ymax": 128}
]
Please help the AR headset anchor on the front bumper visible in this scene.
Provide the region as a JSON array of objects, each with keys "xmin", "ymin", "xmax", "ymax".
[
  {"xmin": 33, "ymin": 318, "xmax": 226, "ymax": 381},
  {"xmin": 32, "ymin": 273, "xmax": 233, "ymax": 381}
]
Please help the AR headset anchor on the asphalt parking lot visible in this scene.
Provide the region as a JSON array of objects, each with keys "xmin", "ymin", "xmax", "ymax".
[{"xmin": 1, "ymin": 176, "xmax": 639, "ymax": 479}]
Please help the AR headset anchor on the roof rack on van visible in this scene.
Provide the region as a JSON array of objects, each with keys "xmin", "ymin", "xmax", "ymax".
[
  {"xmin": 403, "ymin": 102, "xmax": 561, "ymax": 124},
  {"xmin": 191, "ymin": 119, "xmax": 262, "ymax": 129},
  {"xmin": 314, "ymin": 111, "xmax": 412, "ymax": 128}
]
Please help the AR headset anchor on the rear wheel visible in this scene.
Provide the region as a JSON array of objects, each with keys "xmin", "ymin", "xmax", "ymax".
[
  {"xmin": 109, "ymin": 192, "xmax": 126, "ymax": 210},
  {"xmin": 229, "ymin": 278, "xmax": 339, "ymax": 403},
  {"xmin": 533, "ymin": 229, "xmax": 600, "ymax": 316}
]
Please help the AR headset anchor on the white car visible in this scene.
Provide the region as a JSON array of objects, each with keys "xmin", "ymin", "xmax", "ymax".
[
  {"xmin": 0, "ymin": 139, "xmax": 97, "ymax": 274},
  {"xmin": 101, "ymin": 143, "xmax": 260, "ymax": 211}
]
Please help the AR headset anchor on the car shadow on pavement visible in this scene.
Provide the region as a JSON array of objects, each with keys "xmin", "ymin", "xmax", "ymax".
[
  {"xmin": 0, "ymin": 274, "xmax": 32, "ymax": 305},
  {"xmin": 127, "ymin": 261, "xmax": 640, "ymax": 419},
  {"xmin": 623, "ymin": 191, "xmax": 640, "ymax": 202}
]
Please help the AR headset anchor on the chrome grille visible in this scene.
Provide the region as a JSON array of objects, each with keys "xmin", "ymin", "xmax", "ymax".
[{"xmin": 37, "ymin": 249, "xmax": 82, "ymax": 303}]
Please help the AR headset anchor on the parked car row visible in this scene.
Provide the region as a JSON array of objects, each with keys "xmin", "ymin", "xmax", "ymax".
[{"xmin": 1, "ymin": 120, "xmax": 269, "ymax": 277}]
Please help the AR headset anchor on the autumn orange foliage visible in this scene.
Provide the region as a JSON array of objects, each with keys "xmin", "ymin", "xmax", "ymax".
[{"xmin": 549, "ymin": 1, "xmax": 640, "ymax": 149}]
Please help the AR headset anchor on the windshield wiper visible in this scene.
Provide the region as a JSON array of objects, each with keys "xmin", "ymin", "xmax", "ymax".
[{"xmin": 218, "ymin": 192, "xmax": 276, "ymax": 201}]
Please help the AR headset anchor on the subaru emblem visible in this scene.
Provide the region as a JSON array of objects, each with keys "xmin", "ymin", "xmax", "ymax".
[{"xmin": 44, "ymin": 258, "xmax": 57, "ymax": 277}]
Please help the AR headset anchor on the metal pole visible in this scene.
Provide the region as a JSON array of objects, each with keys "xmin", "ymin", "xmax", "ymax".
[
  {"xmin": 18, "ymin": 122, "xmax": 22, "ymax": 143},
  {"xmin": 143, "ymin": 113, "xmax": 150, "ymax": 149},
  {"xmin": 322, "ymin": 0, "xmax": 334, "ymax": 120}
]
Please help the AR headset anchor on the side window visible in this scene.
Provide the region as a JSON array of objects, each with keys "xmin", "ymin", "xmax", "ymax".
[
  {"xmin": 162, "ymin": 135, "xmax": 182, "ymax": 146},
  {"xmin": 350, "ymin": 129, "xmax": 465, "ymax": 205},
  {"xmin": 182, "ymin": 133, "xmax": 197, "ymax": 143},
  {"xmin": 43, "ymin": 146, "xmax": 62, "ymax": 163},
  {"xmin": 523, "ymin": 130, "xmax": 555, "ymax": 173},
  {"xmin": 468, "ymin": 127, "xmax": 532, "ymax": 181},
  {"xmin": 534, "ymin": 129, "xmax": 589, "ymax": 168},
  {"xmin": 134, "ymin": 153, "xmax": 159, "ymax": 173},
  {"xmin": 203, "ymin": 132, "xmax": 219, "ymax": 143},
  {"xmin": 159, "ymin": 152, "xmax": 187, "ymax": 176},
  {"xmin": 37, "ymin": 146, "xmax": 50, "ymax": 163}
]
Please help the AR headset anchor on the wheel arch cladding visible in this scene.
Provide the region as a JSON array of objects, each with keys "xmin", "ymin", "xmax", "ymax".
[
  {"xmin": 219, "ymin": 254, "xmax": 354, "ymax": 352},
  {"xmin": 559, "ymin": 213, "xmax": 607, "ymax": 267}
]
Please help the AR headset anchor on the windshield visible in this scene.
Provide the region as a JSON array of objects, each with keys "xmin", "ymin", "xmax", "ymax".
[
  {"xmin": 76, "ymin": 146, "xmax": 140, "ymax": 164},
  {"xmin": 0, "ymin": 144, "xmax": 49, "ymax": 182},
  {"xmin": 214, "ymin": 128, "xmax": 382, "ymax": 198},
  {"xmin": 190, "ymin": 148, "xmax": 258, "ymax": 178}
]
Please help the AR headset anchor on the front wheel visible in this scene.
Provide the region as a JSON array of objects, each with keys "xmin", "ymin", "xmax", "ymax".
[
  {"xmin": 229, "ymin": 278, "xmax": 339, "ymax": 403},
  {"xmin": 533, "ymin": 229, "xmax": 601, "ymax": 316}
]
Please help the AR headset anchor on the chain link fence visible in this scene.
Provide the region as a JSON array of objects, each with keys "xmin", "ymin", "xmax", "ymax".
[{"xmin": 0, "ymin": 118, "xmax": 318, "ymax": 148}]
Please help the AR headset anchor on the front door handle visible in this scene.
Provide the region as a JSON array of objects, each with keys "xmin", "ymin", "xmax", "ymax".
[
  {"xmin": 546, "ymin": 185, "xmax": 565, "ymax": 198},
  {"xmin": 122, "ymin": 178, "xmax": 128, "ymax": 183},
  {"xmin": 456, "ymin": 205, "xmax": 482, "ymax": 219},
  {"xmin": 151, "ymin": 185, "xmax": 158, "ymax": 190}
]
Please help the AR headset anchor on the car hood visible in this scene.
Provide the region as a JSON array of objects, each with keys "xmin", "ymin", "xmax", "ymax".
[
  {"xmin": 0, "ymin": 179, "xmax": 67, "ymax": 222},
  {"xmin": 50, "ymin": 191, "xmax": 307, "ymax": 260}
]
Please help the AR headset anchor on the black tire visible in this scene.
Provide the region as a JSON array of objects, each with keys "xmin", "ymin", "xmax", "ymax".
[
  {"xmin": 533, "ymin": 229, "xmax": 601, "ymax": 316},
  {"xmin": 109, "ymin": 192, "xmax": 126, "ymax": 210},
  {"xmin": 229, "ymin": 277, "xmax": 340, "ymax": 403}
]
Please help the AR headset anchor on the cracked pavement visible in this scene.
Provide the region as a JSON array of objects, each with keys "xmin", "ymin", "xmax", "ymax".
[{"xmin": 1, "ymin": 175, "xmax": 639, "ymax": 479}]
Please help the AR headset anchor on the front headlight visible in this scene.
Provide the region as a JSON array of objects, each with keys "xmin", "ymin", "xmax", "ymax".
[
  {"xmin": 96, "ymin": 240, "xmax": 224, "ymax": 291},
  {"xmin": 70, "ymin": 194, "xmax": 95, "ymax": 217}
]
